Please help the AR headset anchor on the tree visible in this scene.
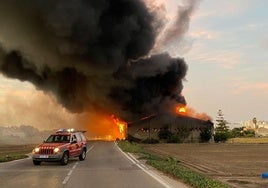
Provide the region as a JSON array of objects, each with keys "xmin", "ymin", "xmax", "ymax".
[
  {"xmin": 230, "ymin": 127, "xmax": 244, "ymax": 138},
  {"xmin": 230, "ymin": 127, "xmax": 255, "ymax": 138},
  {"xmin": 214, "ymin": 110, "xmax": 230, "ymax": 143},
  {"xmin": 253, "ymin": 117, "xmax": 257, "ymax": 128},
  {"xmin": 253, "ymin": 117, "xmax": 258, "ymax": 137}
]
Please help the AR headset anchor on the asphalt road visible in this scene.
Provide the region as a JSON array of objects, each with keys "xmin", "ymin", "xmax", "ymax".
[{"xmin": 0, "ymin": 141, "xmax": 187, "ymax": 188}]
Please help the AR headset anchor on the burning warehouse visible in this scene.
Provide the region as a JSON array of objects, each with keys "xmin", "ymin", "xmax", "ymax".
[{"xmin": 128, "ymin": 113, "xmax": 214, "ymax": 143}]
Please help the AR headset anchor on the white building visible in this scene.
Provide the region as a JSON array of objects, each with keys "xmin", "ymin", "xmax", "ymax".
[{"xmin": 240, "ymin": 120, "xmax": 268, "ymax": 136}]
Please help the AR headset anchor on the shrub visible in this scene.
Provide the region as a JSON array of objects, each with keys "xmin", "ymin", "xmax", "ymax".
[
  {"xmin": 141, "ymin": 138, "xmax": 159, "ymax": 144},
  {"xmin": 200, "ymin": 126, "xmax": 212, "ymax": 142},
  {"xmin": 214, "ymin": 132, "xmax": 229, "ymax": 143},
  {"xmin": 158, "ymin": 129, "xmax": 172, "ymax": 140},
  {"xmin": 167, "ymin": 133, "xmax": 182, "ymax": 143}
]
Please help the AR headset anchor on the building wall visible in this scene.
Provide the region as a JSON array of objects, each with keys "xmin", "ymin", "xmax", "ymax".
[{"xmin": 128, "ymin": 114, "xmax": 213, "ymax": 143}]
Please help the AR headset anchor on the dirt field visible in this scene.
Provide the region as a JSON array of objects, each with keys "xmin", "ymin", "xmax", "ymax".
[{"xmin": 143, "ymin": 143, "xmax": 268, "ymax": 188}]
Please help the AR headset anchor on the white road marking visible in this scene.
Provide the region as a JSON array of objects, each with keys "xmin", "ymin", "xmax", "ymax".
[
  {"xmin": 87, "ymin": 145, "xmax": 94, "ymax": 153},
  {"xmin": 67, "ymin": 169, "xmax": 73, "ymax": 176},
  {"xmin": 115, "ymin": 142, "xmax": 172, "ymax": 188},
  {"xmin": 62, "ymin": 145, "xmax": 94, "ymax": 185},
  {"xmin": 62, "ymin": 162, "xmax": 78, "ymax": 185}
]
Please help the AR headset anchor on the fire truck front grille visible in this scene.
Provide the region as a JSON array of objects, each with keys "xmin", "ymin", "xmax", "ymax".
[{"xmin": 40, "ymin": 148, "xmax": 54, "ymax": 155}]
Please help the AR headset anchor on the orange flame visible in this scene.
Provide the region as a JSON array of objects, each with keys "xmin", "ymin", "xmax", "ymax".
[
  {"xmin": 80, "ymin": 112, "xmax": 127, "ymax": 141},
  {"xmin": 176, "ymin": 105, "xmax": 187, "ymax": 114},
  {"xmin": 111, "ymin": 114, "xmax": 127, "ymax": 139},
  {"xmin": 175, "ymin": 104, "xmax": 211, "ymax": 121}
]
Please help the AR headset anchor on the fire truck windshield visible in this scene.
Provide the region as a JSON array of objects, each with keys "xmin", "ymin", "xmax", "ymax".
[{"xmin": 45, "ymin": 135, "xmax": 70, "ymax": 143}]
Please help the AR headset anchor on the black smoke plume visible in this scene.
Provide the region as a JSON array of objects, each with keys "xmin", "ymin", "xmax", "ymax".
[
  {"xmin": 0, "ymin": 0, "xmax": 188, "ymax": 121},
  {"xmin": 153, "ymin": 0, "xmax": 201, "ymax": 53}
]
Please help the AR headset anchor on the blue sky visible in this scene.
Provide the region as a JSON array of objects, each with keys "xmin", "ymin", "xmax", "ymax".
[
  {"xmin": 179, "ymin": 0, "xmax": 268, "ymax": 123},
  {"xmin": 0, "ymin": 0, "xmax": 267, "ymax": 129}
]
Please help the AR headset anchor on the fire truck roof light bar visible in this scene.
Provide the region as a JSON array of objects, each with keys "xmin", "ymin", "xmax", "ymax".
[{"xmin": 56, "ymin": 128, "xmax": 87, "ymax": 133}]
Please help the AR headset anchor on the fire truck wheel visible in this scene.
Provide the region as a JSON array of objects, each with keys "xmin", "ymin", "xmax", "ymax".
[
  {"xmin": 79, "ymin": 148, "xmax": 86, "ymax": 161},
  {"xmin": 61, "ymin": 152, "xmax": 69, "ymax": 165}
]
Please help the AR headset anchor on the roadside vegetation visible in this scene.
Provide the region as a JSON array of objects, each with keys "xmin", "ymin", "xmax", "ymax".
[
  {"xmin": 0, "ymin": 144, "xmax": 34, "ymax": 163},
  {"xmin": 227, "ymin": 137, "xmax": 268, "ymax": 144},
  {"xmin": 117, "ymin": 141, "xmax": 230, "ymax": 188},
  {"xmin": 0, "ymin": 154, "xmax": 28, "ymax": 163},
  {"xmin": 214, "ymin": 110, "xmax": 257, "ymax": 143}
]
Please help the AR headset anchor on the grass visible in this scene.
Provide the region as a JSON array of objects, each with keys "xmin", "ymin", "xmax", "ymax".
[
  {"xmin": 117, "ymin": 140, "xmax": 144, "ymax": 153},
  {"xmin": 227, "ymin": 137, "xmax": 268, "ymax": 144},
  {"xmin": 0, "ymin": 144, "xmax": 34, "ymax": 163},
  {"xmin": 117, "ymin": 141, "xmax": 230, "ymax": 188},
  {"xmin": 0, "ymin": 154, "xmax": 29, "ymax": 163}
]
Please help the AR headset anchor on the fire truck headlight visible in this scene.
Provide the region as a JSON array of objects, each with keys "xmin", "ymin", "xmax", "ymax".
[
  {"xmin": 53, "ymin": 147, "xmax": 60, "ymax": 153},
  {"xmin": 33, "ymin": 147, "xmax": 40, "ymax": 153}
]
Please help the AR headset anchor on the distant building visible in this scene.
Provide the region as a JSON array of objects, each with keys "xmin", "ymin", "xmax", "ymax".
[
  {"xmin": 227, "ymin": 122, "xmax": 240, "ymax": 129},
  {"xmin": 127, "ymin": 113, "xmax": 214, "ymax": 143},
  {"xmin": 240, "ymin": 120, "xmax": 268, "ymax": 136}
]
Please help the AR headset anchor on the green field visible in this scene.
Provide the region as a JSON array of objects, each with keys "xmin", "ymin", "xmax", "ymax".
[
  {"xmin": 0, "ymin": 144, "xmax": 35, "ymax": 162},
  {"xmin": 227, "ymin": 137, "xmax": 268, "ymax": 143}
]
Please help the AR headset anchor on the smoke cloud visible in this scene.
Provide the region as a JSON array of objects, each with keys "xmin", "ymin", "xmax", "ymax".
[
  {"xmin": 0, "ymin": 0, "xmax": 188, "ymax": 121},
  {"xmin": 153, "ymin": 0, "xmax": 201, "ymax": 53},
  {"xmin": 0, "ymin": 87, "xmax": 77, "ymax": 130}
]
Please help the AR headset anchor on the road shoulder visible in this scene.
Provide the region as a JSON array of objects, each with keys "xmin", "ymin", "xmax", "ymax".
[{"xmin": 116, "ymin": 142, "xmax": 190, "ymax": 188}]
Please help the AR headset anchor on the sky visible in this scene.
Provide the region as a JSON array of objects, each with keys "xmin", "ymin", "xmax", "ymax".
[
  {"xmin": 161, "ymin": 0, "xmax": 268, "ymax": 124},
  {"xmin": 0, "ymin": 0, "xmax": 267, "ymax": 130}
]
